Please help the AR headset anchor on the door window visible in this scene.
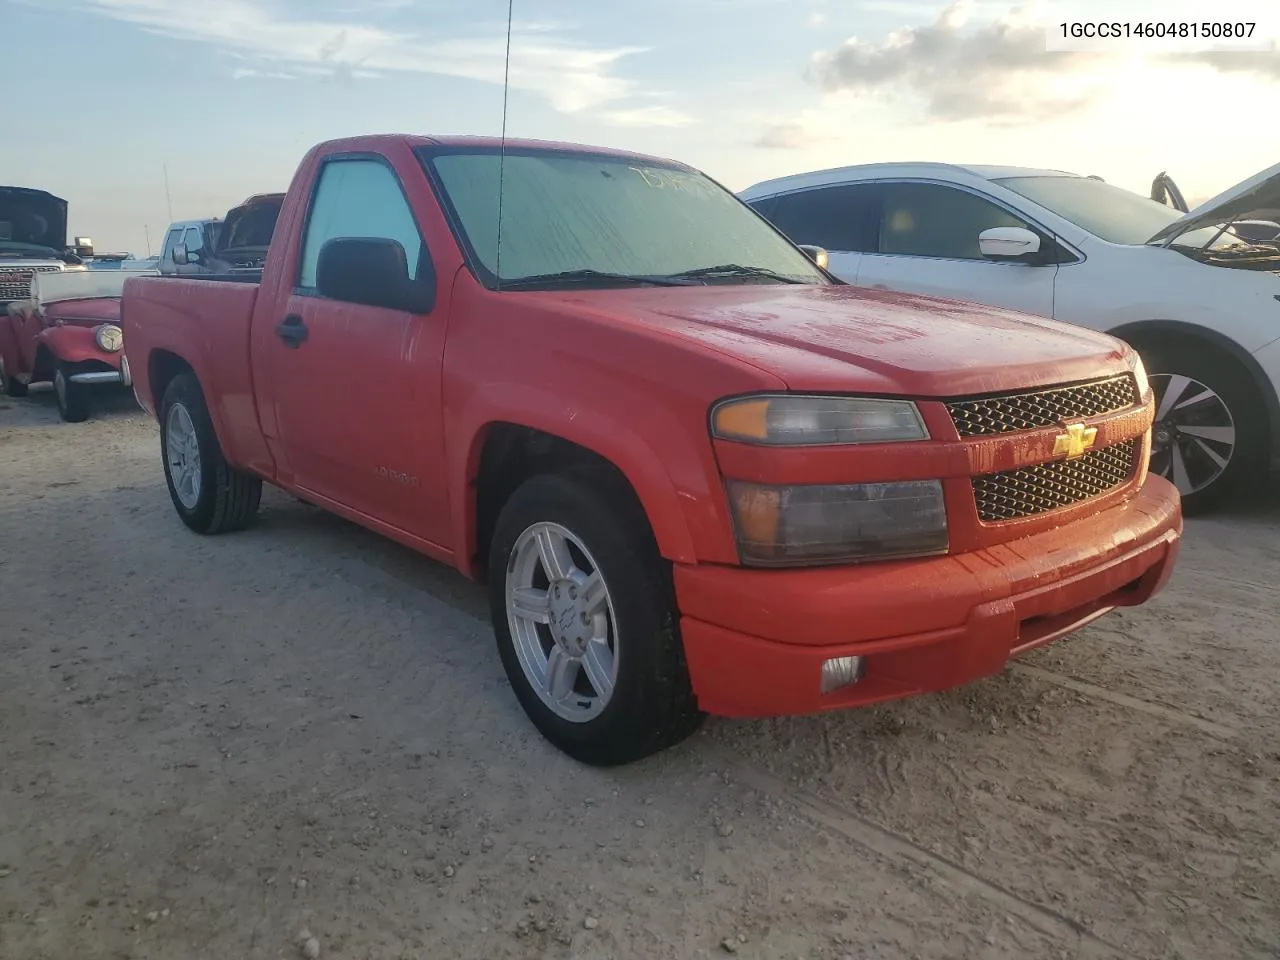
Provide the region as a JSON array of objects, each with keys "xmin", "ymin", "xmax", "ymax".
[
  {"xmin": 161, "ymin": 228, "xmax": 183, "ymax": 261},
  {"xmin": 763, "ymin": 184, "xmax": 880, "ymax": 253},
  {"xmin": 298, "ymin": 159, "xmax": 425, "ymax": 291},
  {"xmin": 877, "ymin": 183, "xmax": 1028, "ymax": 260}
]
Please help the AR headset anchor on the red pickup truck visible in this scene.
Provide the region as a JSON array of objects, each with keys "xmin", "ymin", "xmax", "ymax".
[{"xmin": 121, "ymin": 134, "xmax": 1182, "ymax": 765}]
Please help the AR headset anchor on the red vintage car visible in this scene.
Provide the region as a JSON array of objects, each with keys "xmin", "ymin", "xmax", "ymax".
[{"xmin": 0, "ymin": 268, "xmax": 155, "ymax": 421}]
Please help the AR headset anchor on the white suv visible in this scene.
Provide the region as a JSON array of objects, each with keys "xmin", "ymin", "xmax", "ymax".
[{"xmin": 740, "ymin": 163, "xmax": 1280, "ymax": 513}]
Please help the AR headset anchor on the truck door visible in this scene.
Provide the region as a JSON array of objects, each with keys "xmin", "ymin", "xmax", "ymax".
[{"xmin": 256, "ymin": 155, "xmax": 452, "ymax": 548}]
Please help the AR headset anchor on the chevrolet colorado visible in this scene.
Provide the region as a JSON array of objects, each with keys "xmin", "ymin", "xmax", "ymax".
[{"xmin": 120, "ymin": 135, "xmax": 1182, "ymax": 765}]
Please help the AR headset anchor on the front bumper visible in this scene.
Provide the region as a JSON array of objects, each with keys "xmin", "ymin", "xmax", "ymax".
[
  {"xmin": 69, "ymin": 354, "xmax": 130, "ymax": 387},
  {"xmin": 675, "ymin": 476, "xmax": 1182, "ymax": 718}
]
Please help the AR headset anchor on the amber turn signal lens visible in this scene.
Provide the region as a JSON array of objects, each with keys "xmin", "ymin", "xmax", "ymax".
[
  {"xmin": 727, "ymin": 481, "xmax": 781, "ymax": 556},
  {"xmin": 712, "ymin": 398, "xmax": 771, "ymax": 441}
]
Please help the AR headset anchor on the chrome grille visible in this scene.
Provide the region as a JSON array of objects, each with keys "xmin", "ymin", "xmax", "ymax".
[
  {"xmin": 972, "ymin": 439, "xmax": 1139, "ymax": 522},
  {"xmin": 0, "ymin": 265, "xmax": 62, "ymax": 304},
  {"xmin": 946, "ymin": 375, "xmax": 1139, "ymax": 438}
]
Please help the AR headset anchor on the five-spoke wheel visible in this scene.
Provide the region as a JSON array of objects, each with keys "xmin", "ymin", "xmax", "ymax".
[{"xmin": 489, "ymin": 471, "xmax": 702, "ymax": 766}]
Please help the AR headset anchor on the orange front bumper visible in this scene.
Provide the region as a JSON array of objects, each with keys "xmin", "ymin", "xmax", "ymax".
[{"xmin": 675, "ymin": 476, "xmax": 1182, "ymax": 718}]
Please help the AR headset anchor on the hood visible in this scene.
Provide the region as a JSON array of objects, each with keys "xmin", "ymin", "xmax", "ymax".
[
  {"xmin": 42, "ymin": 296, "xmax": 122, "ymax": 326},
  {"xmin": 1148, "ymin": 161, "xmax": 1280, "ymax": 245},
  {"xmin": 562, "ymin": 284, "xmax": 1130, "ymax": 397},
  {"xmin": 0, "ymin": 186, "xmax": 69, "ymax": 254},
  {"xmin": 31, "ymin": 267, "xmax": 153, "ymax": 307},
  {"xmin": 216, "ymin": 193, "xmax": 284, "ymax": 253}
]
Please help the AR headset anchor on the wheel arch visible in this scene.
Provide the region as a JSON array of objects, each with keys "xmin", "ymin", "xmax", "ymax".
[
  {"xmin": 1109, "ymin": 319, "xmax": 1280, "ymax": 466},
  {"xmin": 31, "ymin": 343, "xmax": 55, "ymax": 382},
  {"xmin": 148, "ymin": 349, "xmax": 196, "ymax": 416},
  {"xmin": 465, "ymin": 420, "xmax": 698, "ymax": 583}
]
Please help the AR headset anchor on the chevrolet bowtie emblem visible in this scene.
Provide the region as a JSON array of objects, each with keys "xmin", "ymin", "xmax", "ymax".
[{"xmin": 1053, "ymin": 422, "xmax": 1098, "ymax": 460}]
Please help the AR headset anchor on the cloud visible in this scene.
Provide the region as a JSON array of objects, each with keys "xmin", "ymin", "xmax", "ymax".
[
  {"xmin": 1167, "ymin": 50, "xmax": 1280, "ymax": 80},
  {"xmin": 231, "ymin": 67, "xmax": 299, "ymax": 80},
  {"xmin": 753, "ymin": 122, "xmax": 825, "ymax": 149},
  {"xmin": 807, "ymin": 11, "xmax": 827, "ymax": 28},
  {"xmin": 599, "ymin": 105, "xmax": 695, "ymax": 128},
  {"xmin": 78, "ymin": 0, "xmax": 684, "ymax": 122},
  {"xmin": 806, "ymin": 0, "xmax": 1102, "ymax": 123}
]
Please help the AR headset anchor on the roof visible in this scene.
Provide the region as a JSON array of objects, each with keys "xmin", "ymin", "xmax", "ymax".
[
  {"xmin": 310, "ymin": 134, "xmax": 684, "ymax": 168},
  {"xmin": 739, "ymin": 162, "xmax": 1083, "ymax": 200}
]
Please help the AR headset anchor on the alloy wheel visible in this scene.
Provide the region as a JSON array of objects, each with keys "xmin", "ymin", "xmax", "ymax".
[
  {"xmin": 165, "ymin": 401, "xmax": 203, "ymax": 509},
  {"xmin": 505, "ymin": 521, "xmax": 619, "ymax": 723},
  {"xmin": 1149, "ymin": 372, "xmax": 1237, "ymax": 496}
]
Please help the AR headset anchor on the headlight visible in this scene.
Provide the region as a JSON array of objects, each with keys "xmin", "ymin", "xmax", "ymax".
[
  {"xmin": 711, "ymin": 395, "xmax": 929, "ymax": 446},
  {"xmin": 725, "ymin": 478, "xmax": 948, "ymax": 566},
  {"xmin": 95, "ymin": 323, "xmax": 123, "ymax": 352},
  {"xmin": 1131, "ymin": 354, "xmax": 1149, "ymax": 398}
]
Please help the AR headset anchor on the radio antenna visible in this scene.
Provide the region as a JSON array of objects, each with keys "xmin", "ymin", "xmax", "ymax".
[
  {"xmin": 163, "ymin": 163, "xmax": 174, "ymax": 223},
  {"xmin": 494, "ymin": 0, "xmax": 514, "ymax": 291}
]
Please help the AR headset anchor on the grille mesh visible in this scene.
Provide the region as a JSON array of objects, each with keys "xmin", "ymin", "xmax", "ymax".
[
  {"xmin": 0, "ymin": 265, "xmax": 62, "ymax": 304},
  {"xmin": 946, "ymin": 375, "xmax": 1139, "ymax": 438},
  {"xmin": 972, "ymin": 439, "xmax": 1139, "ymax": 522}
]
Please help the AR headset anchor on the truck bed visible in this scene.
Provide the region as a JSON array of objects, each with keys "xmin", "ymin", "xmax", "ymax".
[{"xmin": 121, "ymin": 274, "xmax": 262, "ymax": 436}]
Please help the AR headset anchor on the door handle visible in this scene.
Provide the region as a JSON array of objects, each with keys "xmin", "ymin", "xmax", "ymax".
[{"xmin": 275, "ymin": 314, "xmax": 308, "ymax": 348}]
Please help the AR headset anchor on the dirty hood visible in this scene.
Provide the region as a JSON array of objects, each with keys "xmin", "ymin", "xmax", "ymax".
[
  {"xmin": 1147, "ymin": 161, "xmax": 1280, "ymax": 245},
  {"xmin": 0, "ymin": 186, "xmax": 68, "ymax": 255},
  {"xmin": 571, "ymin": 284, "xmax": 1131, "ymax": 398}
]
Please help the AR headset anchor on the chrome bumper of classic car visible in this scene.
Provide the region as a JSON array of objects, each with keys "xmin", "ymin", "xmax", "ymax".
[{"xmin": 70, "ymin": 355, "xmax": 131, "ymax": 387}]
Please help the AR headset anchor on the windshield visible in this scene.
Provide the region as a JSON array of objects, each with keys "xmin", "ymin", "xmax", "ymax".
[
  {"xmin": 0, "ymin": 239, "xmax": 62, "ymax": 258},
  {"xmin": 221, "ymin": 203, "xmax": 280, "ymax": 250},
  {"xmin": 421, "ymin": 147, "xmax": 827, "ymax": 288},
  {"xmin": 994, "ymin": 175, "xmax": 1243, "ymax": 250}
]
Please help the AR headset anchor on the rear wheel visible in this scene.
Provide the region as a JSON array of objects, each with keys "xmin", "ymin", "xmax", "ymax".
[
  {"xmin": 488, "ymin": 472, "xmax": 703, "ymax": 766},
  {"xmin": 53, "ymin": 363, "xmax": 90, "ymax": 422},
  {"xmin": 1139, "ymin": 343, "xmax": 1265, "ymax": 514},
  {"xmin": 160, "ymin": 373, "xmax": 262, "ymax": 534}
]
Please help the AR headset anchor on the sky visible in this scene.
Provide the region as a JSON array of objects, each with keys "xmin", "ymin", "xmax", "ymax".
[{"xmin": 2, "ymin": 0, "xmax": 1278, "ymax": 255}]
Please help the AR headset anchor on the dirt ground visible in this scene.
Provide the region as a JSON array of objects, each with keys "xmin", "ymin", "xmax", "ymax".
[{"xmin": 2, "ymin": 387, "xmax": 1278, "ymax": 960}]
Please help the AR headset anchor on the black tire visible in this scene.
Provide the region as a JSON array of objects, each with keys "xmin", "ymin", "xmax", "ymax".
[
  {"xmin": 1, "ymin": 363, "xmax": 27, "ymax": 397},
  {"xmin": 1137, "ymin": 341, "xmax": 1266, "ymax": 515},
  {"xmin": 159, "ymin": 372, "xmax": 262, "ymax": 534},
  {"xmin": 53, "ymin": 363, "xmax": 90, "ymax": 422},
  {"xmin": 488, "ymin": 471, "xmax": 704, "ymax": 766}
]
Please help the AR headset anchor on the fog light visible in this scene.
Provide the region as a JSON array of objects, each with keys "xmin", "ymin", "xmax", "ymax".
[{"xmin": 820, "ymin": 655, "xmax": 865, "ymax": 695}]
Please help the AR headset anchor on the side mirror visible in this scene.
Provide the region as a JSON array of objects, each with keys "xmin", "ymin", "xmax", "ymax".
[
  {"xmin": 316, "ymin": 237, "xmax": 436, "ymax": 313},
  {"xmin": 172, "ymin": 244, "xmax": 189, "ymax": 265},
  {"xmin": 979, "ymin": 226, "xmax": 1043, "ymax": 263},
  {"xmin": 797, "ymin": 244, "xmax": 830, "ymax": 270}
]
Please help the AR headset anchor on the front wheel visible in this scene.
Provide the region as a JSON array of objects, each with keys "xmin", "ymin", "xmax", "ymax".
[
  {"xmin": 54, "ymin": 363, "xmax": 89, "ymax": 422},
  {"xmin": 1142, "ymin": 345, "xmax": 1265, "ymax": 514},
  {"xmin": 488, "ymin": 472, "xmax": 703, "ymax": 766},
  {"xmin": 160, "ymin": 372, "xmax": 262, "ymax": 534}
]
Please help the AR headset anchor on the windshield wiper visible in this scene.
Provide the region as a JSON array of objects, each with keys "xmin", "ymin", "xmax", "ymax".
[
  {"xmin": 666, "ymin": 263, "xmax": 805, "ymax": 284},
  {"xmin": 499, "ymin": 268, "xmax": 700, "ymax": 290}
]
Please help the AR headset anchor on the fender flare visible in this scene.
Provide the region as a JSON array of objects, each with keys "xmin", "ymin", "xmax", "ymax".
[
  {"xmin": 1109, "ymin": 318, "xmax": 1280, "ymax": 461},
  {"xmin": 35, "ymin": 324, "xmax": 123, "ymax": 369},
  {"xmin": 453, "ymin": 383, "xmax": 704, "ymax": 568},
  {"xmin": 144, "ymin": 345, "xmax": 236, "ymax": 458}
]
